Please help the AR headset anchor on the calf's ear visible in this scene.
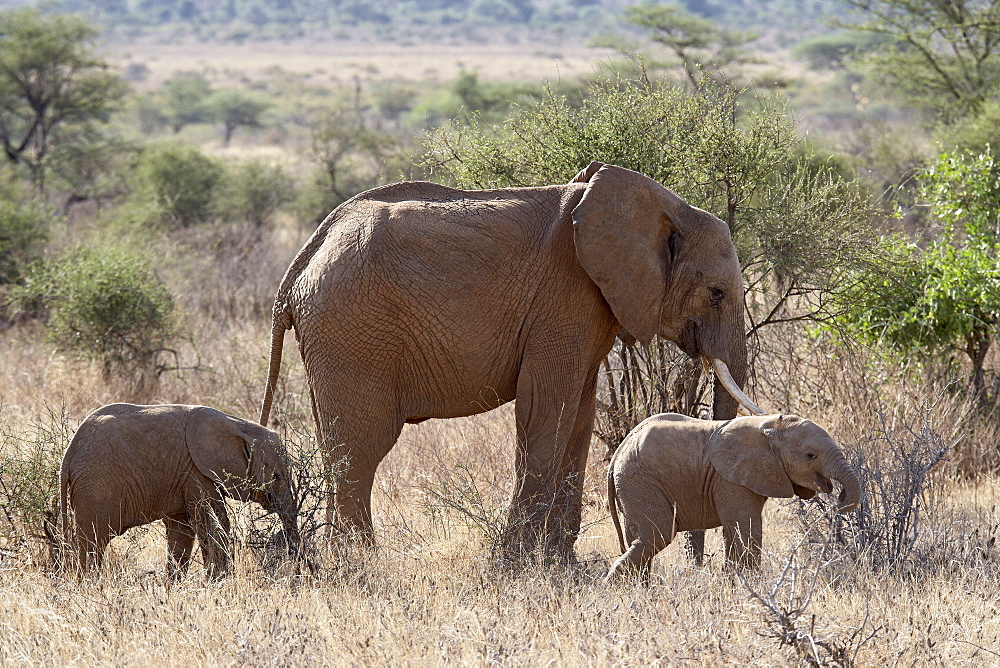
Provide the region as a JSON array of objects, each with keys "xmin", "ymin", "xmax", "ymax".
[
  {"xmin": 187, "ymin": 407, "xmax": 252, "ymax": 497},
  {"xmin": 707, "ymin": 415, "xmax": 794, "ymax": 498}
]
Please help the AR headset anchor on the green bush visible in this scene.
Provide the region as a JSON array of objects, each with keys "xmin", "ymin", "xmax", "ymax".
[
  {"xmin": 0, "ymin": 198, "xmax": 47, "ymax": 285},
  {"xmin": 136, "ymin": 143, "xmax": 223, "ymax": 228},
  {"xmin": 133, "ymin": 94, "xmax": 169, "ymax": 135},
  {"xmin": 409, "ymin": 70, "xmax": 541, "ymax": 128},
  {"xmin": 939, "ymin": 99, "xmax": 1000, "ymax": 154},
  {"xmin": 218, "ymin": 159, "xmax": 295, "ymax": 228},
  {"xmin": 10, "ymin": 247, "xmax": 176, "ymax": 379},
  {"xmin": 830, "ymin": 150, "xmax": 1000, "ymax": 400}
]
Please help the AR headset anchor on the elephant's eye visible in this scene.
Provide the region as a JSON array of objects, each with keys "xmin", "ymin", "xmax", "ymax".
[
  {"xmin": 806, "ymin": 451, "xmax": 817, "ymax": 460},
  {"xmin": 709, "ymin": 287, "xmax": 725, "ymax": 307}
]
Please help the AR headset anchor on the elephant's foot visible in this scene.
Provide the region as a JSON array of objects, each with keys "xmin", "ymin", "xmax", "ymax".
[
  {"xmin": 605, "ymin": 540, "xmax": 659, "ymax": 584},
  {"xmin": 497, "ymin": 505, "xmax": 580, "ymax": 566}
]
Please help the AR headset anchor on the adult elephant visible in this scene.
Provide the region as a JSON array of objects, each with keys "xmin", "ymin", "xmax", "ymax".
[{"xmin": 259, "ymin": 161, "xmax": 761, "ymax": 555}]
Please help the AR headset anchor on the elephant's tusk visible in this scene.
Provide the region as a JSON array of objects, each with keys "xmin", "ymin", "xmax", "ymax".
[{"xmin": 710, "ymin": 357, "xmax": 766, "ymax": 416}]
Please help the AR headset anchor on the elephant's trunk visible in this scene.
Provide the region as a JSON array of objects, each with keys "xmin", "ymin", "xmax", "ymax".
[
  {"xmin": 278, "ymin": 492, "xmax": 301, "ymax": 556},
  {"xmin": 709, "ymin": 308, "xmax": 756, "ymax": 420},
  {"xmin": 830, "ymin": 457, "xmax": 861, "ymax": 513},
  {"xmin": 266, "ymin": 488, "xmax": 301, "ymax": 556}
]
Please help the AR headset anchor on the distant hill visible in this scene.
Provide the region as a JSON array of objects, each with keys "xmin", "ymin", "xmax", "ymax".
[{"xmin": 0, "ymin": 0, "xmax": 846, "ymax": 47}]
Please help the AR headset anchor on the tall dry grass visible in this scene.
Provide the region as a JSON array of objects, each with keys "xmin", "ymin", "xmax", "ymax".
[{"xmin": 1, "ymin": 218, "xmax": 1000, "ymax": 664}]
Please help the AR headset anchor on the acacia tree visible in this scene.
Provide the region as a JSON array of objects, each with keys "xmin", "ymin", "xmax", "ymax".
[
  {"xmin": 834, "ymin": 150, "xmax": 1000, "ymax": 401},
  {"xmin": 0, "ymin": 8, "xmax": 125, "ymax": 188},
  {"xmin": 308, "ymin": 102, "xmax": 398, "ymax": 206},
  {"xmin": 837, "ymin": 0, "xmax": 1000, "ymax": 117},
  {"xmin": 623, "ymin": 4, "xmax": 759, "ymax": 87},
  {"xmin": 209, "ymin": 88, "xmax": 270, "ymax": 146},
  {"xmin": 160, "ymin": 71, "xmax": 214, "ymax": 134}
]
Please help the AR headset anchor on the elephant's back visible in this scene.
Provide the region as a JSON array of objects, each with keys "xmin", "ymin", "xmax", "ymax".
[
  {"xmin": 281, "ymin": 181, "xmax": 586, "ymax": 419},
  {"xmin": 65, "ymin": 404, "xmax": 192, "ymax": 523},
  {"xmin": 286, "ymin": 182, "xmax": 567, "ymax": 326},
  {"xmin": 351, "ymin": 180, "xmax": 466, "ymax": 205}
]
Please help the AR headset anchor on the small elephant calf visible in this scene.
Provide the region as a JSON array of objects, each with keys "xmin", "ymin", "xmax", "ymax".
[
  {"xmin": 606, "ymin": 413, "xmax": 860, "ymax": 580},
  {"xmin": 59, "ymin": 403, "xmax": 299, "ymax": 578}
]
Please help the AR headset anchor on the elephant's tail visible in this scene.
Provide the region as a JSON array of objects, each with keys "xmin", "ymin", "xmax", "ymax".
[
  {"xmin": 259, "ymin": 305, "xmax": 292, "ymax": 427},
  {"xmin": 607, "ymin": 463, "xmax": 626, "ymax": 555}
]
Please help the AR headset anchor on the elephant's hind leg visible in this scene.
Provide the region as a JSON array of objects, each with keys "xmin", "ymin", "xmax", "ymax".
[
  {"xmin": 605, "ymin": 509, "xmax": 676, "ymax": 585},
  {"xmin": 607, "ymin": 537, "xmax": 668, "ymax": 584},
  {"xmin": 312, "ymin": 387, "xmax": 405, "ymax": 542},
  {"xmin": 164, "ymin": 514, "xmax": 195, "ymax": 580}
]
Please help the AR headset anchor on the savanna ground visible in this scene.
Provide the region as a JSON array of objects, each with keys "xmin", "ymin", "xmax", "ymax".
[{"xmin": 2, "ymin": 35, "xmax": 1000, "ymax": 665}]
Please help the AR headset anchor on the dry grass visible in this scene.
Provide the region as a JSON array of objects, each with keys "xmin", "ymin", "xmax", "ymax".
[{"xmin": 2, "ymin": 217, "xmax": 1000, "ymax": 664}]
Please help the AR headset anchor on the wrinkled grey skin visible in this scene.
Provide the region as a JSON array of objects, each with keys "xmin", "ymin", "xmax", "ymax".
[
  {"xmin": 607, "ymin": 413, "xmax": 861, "ymax": 580},
  {"xmin": 60, "ymin": 403, "xmax": 298, "ymax": 579},
  {"xmin": 260, "ymin": 161, "xmax": 752, "ymax": 556}
]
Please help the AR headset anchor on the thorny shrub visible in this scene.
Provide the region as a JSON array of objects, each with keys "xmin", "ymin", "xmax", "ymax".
[
  {"xmin": 794, "ymin": 396, "xmax": 963, "ymax": 576},
  {"xmin": 237, "ymin": 427, "xmax": 332, "ymax": 576},
  {"xmin": 738, "ymin": 538, "xmax": 881, "ymax": 667},
  {"xmin": 0, "ymin": 406, "xmax": 70, "ymax": 567}
]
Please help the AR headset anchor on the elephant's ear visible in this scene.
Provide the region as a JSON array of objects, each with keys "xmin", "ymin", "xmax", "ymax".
[
  {"xmin": 708, "ymin": 415, "xmax": 795, "ymax": 498},
  {"xmin": 572, "ymin": 164, "xmax": 674, "ymax": 346},
  {"xmin": 187, "ymin": 407, "xmax": 252, "ymax": 497}
]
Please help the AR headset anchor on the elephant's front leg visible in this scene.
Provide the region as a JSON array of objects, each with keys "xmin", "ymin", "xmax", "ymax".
[
  {"xmin": 193, "ymin": 494, "xmax": 233, "ymax": 579},
  {"xmin": 550, "ymin": 367, "xmax": 600, "ymax": 558},
  {"xmin": 507, "ymin": 366, "xmax": 587, "ymax": 556},
  {"xmin": 718, "ymin": 496, "xmax": 766, "ymax": 572}
]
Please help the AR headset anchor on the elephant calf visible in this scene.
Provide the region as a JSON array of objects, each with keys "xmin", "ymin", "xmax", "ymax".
[
  {"xmin": 59, "ymin": 403, "xmax": 299, "ymax": 578},
  {"xmin": 606, "ymin": 413, "xmax": 860, "ymax": 580}
]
